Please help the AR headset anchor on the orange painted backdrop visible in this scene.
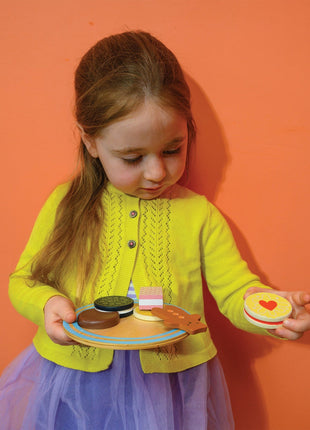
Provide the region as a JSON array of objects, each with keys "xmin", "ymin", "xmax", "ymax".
[{"xmin": 1, "ymin": 1, "xmax": 310, "ymax": 429}]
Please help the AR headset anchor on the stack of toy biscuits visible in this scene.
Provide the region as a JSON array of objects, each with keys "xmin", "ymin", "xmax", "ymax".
[
  {"xmin": 77, "ymin": 296, "xmax": 134, "ymax": 329},
  {"xmin": 133, "ymin": 286, "xmax": 164, "ymax": 321}
]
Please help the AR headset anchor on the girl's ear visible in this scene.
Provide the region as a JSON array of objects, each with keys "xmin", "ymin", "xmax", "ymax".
[{"xmin": 77, "ymin": 123, "xmax": 99, "ymax": 158}]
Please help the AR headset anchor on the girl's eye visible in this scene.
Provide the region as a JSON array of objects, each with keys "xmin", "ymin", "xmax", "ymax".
[
  {"xmin": 121, "ymin": 147, "xmax": 182, "ymax": 165},
  {"xmin": 122, "ymin": 156, "xmax": 142, "ymax": 165},
  {"xmin": 163, "ymin": 147, "xmax": 181, "ymax": 156}
]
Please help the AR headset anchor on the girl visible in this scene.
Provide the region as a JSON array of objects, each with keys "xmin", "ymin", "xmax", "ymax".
[{"xmin": 1, "ymin": 31, "xmax": 309, "ymax": 430}]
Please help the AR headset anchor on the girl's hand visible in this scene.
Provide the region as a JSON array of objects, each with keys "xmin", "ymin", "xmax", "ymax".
[
  {"xmin": 244, "ymin": 287, "xmax": 310, "ymax": 340},
  {"xmin": 44, "ymin": 295, "xmax": 78, "ymax": 345}
]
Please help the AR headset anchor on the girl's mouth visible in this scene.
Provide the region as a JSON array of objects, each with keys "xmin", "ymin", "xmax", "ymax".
[{"xmin": 141, "ymin": 185, "xmax": 163, "ymax": 192}]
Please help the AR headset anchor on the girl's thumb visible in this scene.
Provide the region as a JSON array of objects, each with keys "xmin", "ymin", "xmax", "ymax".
[{"xmin": 60, "ymin": 302, "xmax": 76, "ymax": 323}]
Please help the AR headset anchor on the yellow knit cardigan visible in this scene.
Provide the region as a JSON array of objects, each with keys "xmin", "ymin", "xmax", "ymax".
[{"xmin": 9, "ymin": 182, "xmax": 269, "ymax": 373}]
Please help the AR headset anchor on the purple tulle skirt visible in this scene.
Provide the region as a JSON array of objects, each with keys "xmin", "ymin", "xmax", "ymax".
[{"xmin": 0, "ymin": 345, "xmax": 234, "ymax": 429}]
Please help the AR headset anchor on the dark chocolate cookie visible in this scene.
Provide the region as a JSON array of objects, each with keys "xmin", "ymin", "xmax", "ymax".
[{"xmin": 77, "ymin": 309, "xmax": 120, "ymax": 329}]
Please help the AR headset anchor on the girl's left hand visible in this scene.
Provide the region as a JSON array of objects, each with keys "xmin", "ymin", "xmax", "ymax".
[{"xmin": 244, "ymin": 287, "xmax": 310, "ymax": 340}]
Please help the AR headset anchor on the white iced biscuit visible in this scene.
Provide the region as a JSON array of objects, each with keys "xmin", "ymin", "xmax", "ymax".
[{"xmin": 133, "ymin": 306, "xmax": 163, "ymax": 321}]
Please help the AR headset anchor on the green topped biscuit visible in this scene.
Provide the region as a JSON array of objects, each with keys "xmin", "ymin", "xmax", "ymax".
[{"xmin": 94, "ymin": 296, "xmax": 134, "ymax": 312}]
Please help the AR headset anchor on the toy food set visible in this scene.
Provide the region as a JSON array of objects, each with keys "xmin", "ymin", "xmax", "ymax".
[
  {"xmin": 244, "ymin": 292, "xmax": 292, "ymax": 329},
  {"xmin": 63, "ymin": 288, "xmax": 207, "ymax": 350}
]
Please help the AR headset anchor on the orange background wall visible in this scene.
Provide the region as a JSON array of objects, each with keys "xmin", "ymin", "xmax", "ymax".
[{"xmin": 1, "ymin": 1, "xmax": 309, "ymax": 429}]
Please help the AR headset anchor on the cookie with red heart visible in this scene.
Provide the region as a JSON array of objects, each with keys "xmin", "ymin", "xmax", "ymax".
[{"xmin": 244, "ymin": 292, "xmax": 292, "ymax": 329}]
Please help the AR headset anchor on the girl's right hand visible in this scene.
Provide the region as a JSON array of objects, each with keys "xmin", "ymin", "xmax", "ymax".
[{"xmin": 44, "ymin": 295, "xmax": 79, "ymax": 345}]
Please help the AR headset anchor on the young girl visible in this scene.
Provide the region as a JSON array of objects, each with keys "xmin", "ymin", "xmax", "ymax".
[{"xmin": 1, "ymin": 31, "xmax": 309, "ymax": 430}]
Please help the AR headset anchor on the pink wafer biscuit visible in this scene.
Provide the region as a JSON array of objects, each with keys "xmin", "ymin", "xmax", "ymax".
[{"xmin": 139, "ymin": 286, "xmax": 163, "ymax": 310}]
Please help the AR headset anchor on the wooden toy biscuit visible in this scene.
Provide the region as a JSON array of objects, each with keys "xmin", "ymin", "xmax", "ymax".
[
  {"xmin": 94, "ymin": 296, "xmax": 134, "ymax": 318},
  {"xmin": 133, "ymin": 306, "xmax": 163, "ymax": 322},
  {"xmin": 151, "ymin": 305, "xmax": 208, "ymax": 335},
  {"xmin": 77, "ymin": 309, "xmax": 120, "ymax": 329},
  {"xmin": 244, "ymin": 292, "xmax": 292, "ymax": 329},
  {"xmin": 139, "ymin": 287, "xmax": 163, "ymax": 310}
]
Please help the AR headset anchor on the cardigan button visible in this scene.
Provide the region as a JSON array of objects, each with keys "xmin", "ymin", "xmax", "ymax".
[
  {"xmin": 129, "ymin": 210, "xmax": 138, "ymax": 218},
  {"xmin": 128, "ymin": 240, "xmax": 136, "ymax": 249}
]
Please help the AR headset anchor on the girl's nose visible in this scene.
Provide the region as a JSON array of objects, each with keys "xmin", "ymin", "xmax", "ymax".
[{"xmin": 143, "ymin": 156, "xmax": 166, "ymax": 183}]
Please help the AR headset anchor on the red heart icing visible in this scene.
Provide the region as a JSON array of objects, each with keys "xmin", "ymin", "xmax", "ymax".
[{"xmin": 259, "ymin": 300, "xmax": 277, "ymax": 311}]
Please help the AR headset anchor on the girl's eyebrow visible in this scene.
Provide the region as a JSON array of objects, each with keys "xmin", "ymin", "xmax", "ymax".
[
  {"xmin": 111, "ymin": 147, "xmax": 144, "ymax": 155},
  {"xmin": 111, "ymin": 136, "xmax": 186, "ymax": 155},
  {"xmin": 165, "ymin": 136, "xmax": 186, "ymax": 147}
]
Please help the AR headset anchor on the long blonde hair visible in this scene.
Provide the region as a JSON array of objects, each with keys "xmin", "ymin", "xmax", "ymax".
[{"xmin": 29, "ymin": 31, "xmax": 196, "ymax": 303}]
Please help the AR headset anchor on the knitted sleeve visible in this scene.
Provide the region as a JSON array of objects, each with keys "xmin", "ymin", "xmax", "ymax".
[
  {"xmin": 201, "ymin": 199, "xmax": 271, "ymax": 334},
  {"xmin": 8, "ymin": 184, "xmax": 69, "ymax": 328}
]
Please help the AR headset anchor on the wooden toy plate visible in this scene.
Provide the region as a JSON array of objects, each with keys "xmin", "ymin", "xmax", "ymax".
[{"xmin": 63, "ymin": 304, "xmax": 188, "ymax": 350}]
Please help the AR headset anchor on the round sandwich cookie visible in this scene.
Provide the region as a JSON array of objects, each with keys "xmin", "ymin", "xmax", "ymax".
[
  {"xmin": 77, "ymin": 309, "xmax": 120, "ymax": 329},
  {"xmin": 133, "ymin": 306, "xmax": 163, "ymax": 322},
  {"xmin": 244, "ymin": 292, "xmax": 292, "ymax": 329},
  {"xmin": 94, "ymin": 296, "xmax": 134, "ymax": 318}
]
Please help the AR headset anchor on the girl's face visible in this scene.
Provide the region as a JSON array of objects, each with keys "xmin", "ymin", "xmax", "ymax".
[{"xmin": 83, "ymin": 100, "xmax": 188, "ymax": 199}]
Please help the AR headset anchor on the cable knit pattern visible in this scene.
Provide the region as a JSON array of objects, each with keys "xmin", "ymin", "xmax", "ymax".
[
  {"xmin": 96, "ymin": 192, "xmax": 125, "ymax": 298},
  {"xmin": 140, "ymin": 198, "xmax": 173, "ymax": 303},
  {"xmin": 71, "ymin": 343, "xmax": 97, "ymax": 361}
]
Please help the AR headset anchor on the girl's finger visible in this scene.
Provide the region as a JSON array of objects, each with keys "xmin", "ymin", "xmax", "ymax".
[
  {"xmin": 290, "ymin": 292, "xmax": 310, "ymax": 307},
  {"xmin": 282, "ymin": 316, "xmax": 310, "ymax": 333},
  {"xmin": 269, "ymin": 326, "xmax": 303, "ymax": 341},
  {"xmin": 47, "ymin": 321, "xmax": 79, "ymax": 345}
]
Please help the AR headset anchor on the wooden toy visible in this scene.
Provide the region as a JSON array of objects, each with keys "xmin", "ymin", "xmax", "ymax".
[
  {"xmin": 63, "ymin": 304, "xmax": 188, "ymax": 349},
  {"xmin": 133, "ymin": 306, "xmax": 163, "ymax": 322},
  {"xmin": 151, "ymin": 305, "xmax": 208, "ymax": 335},
  {"xmin": 94, "ymin": 296, "xmax": 134, "ymax": 318},
  {"xmin": 139, "ymin": 287, "xmax": 163, "ymax": 310},
  {"xmin": 77, "ymin": 309, "xmax": 120, "ymax": 329},
  {"xmin": 244, "ymin": 292, "xmax": 292, "ymax": 329}
]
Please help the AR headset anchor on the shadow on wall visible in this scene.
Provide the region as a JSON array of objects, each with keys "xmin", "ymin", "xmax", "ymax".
[
  {"xmin": 185, "ymin": 75, "xmax": 280, "ymax": 430},
  {"xmin": 183, "ymin": 76, "xmax": 230, "ymax": 200}
]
